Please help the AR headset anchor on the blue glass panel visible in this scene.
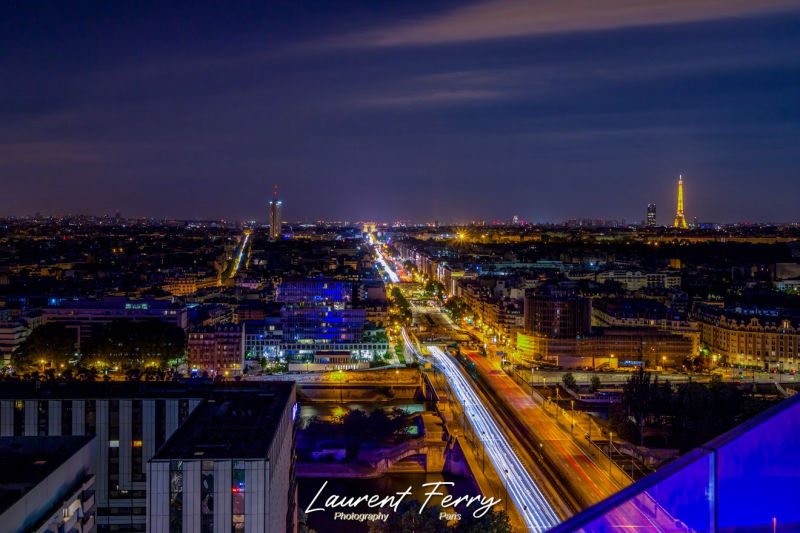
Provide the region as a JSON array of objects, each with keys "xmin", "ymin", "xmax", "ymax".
[
  {"xmin": 549, "ymin": 395, "xmax": 800, "ymax": 533},
  {"xmin": 566, "ymin": 450, "xmax": 713, "ymax": 533},
  {"xmin": 715, "ymin": 397, "xmax": 800, "ymax": 531}
]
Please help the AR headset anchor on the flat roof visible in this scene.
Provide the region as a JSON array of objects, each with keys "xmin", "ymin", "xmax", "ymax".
[
  {"xmin": 0, "ymin": 379, "xmax": 290, "ymax": 400},
  {"xmin": 152, "ymin": 381, "xmax": 295, "ymax": 460},
  {"xmin": 0, "ymin": 436, "xmax": 93, "ymax": 514}
]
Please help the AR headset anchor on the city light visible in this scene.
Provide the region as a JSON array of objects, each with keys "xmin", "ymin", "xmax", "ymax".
[{"xmin": 424, "ymin": 345, "xmax": 560, "ymax": 532}]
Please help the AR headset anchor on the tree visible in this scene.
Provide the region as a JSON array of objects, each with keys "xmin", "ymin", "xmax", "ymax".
[
  {"xmin": 368, "ymin": 501, "xmax": 512, "ymax": 533},
  {"xmin": 590, "ymin": 375, "xmax": 601, "ymax": 392},
  {"xmin": 13, "ymin": 323, "xmax": 77, "ymax": 371},
  {"xmin": 82, "ymin": 319, "xmax": 185, "ymax": 369},
  {"xmin": 562, "ymin": 372, "xmax": 577, "ymax": 390},
  {"xmin": 444, "ymin": 297, "xmax": 470, "ymax": 321},
  {"xmin": 456, "ymin": 509, "xmax": 513, "ymax": 533},
  {"xmin": 424, "ymin": 279, "xmax": 446, "ymax": 300},
  {"xmin": 624, "ymin": 368, "xmax": 654, "ymax": 446},
  {"xmin": 369, "ymin": 501, "xmax": 448, "ymax": 533}
]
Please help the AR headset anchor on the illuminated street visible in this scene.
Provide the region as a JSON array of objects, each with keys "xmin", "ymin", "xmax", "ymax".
[{"xmin": 425, "ymin": 345, "xmax": 561, "ymax": 532}]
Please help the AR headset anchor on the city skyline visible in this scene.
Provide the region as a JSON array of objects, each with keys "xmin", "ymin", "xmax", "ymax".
[
  {"xmin": 3, "ymin": 2, "xmax": 800, "ymax": 223},
  {"xmin": 3, "ymin": 4, "xmax": 800, "ymax": 532}
]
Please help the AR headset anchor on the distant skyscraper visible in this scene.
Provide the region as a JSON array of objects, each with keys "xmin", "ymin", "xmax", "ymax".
[
  {"xmin": 269, "ymin": 185, "xmax": 282, "ymax": 240},
  {"xmin": 647, "ymin": 203, "xmax": 657, "ymax": 227},
  {"xmin": 673, "ymin": 175, "xmax": 688, "ymax": 229}
]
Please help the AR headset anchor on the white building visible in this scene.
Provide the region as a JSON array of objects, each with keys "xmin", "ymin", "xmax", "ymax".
[
  {"xmin": 147, "ymin": 383, "xmax": 296, "ymax": 533},
  {"xmin": 0, "ymin": 436, "xmax": 97, "ymax": 533}
]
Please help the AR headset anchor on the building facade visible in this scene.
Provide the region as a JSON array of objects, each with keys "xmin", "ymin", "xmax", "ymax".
[
  {"xmin": 275, "ymin": 279, "xmax": 353, "ymax": 306},
  {"xmin": 188, "ymin": 324, "xmax": 245, "ymax": 376},
  {"xmin": 0, "ymin": 382, "xmax": 218, "ymax": 532},
  {"xmin": 516, "ymin": 327, "xmax": 694, "ymax": 369},
  {"xmin": 0, "ymin": 382, "xmax": 295, "ymax": 533},
  {"xmin": 269, "ymin": 186, "xmax": 282, "ymax": 241},
  {"xmin": 147, "ymin": 383, "xmax": 297, "ymax": 533},
  {"xmin": 647, "ymin": 203, "xmax": 657, "ymax": 227},
  {"xmin": 523, "ymin": 291, "xmax": 592, "ymax": 338},
  {"xmin": 695, "ymin": 305, "xmax": 799, "ymax": 371},
  {"xmin": 0, "ymin": 436, "xmax": 97, "ymax": 533},
  {"xmin": 43, "ymin": 297, "xmax": 188, "ymax": 345}
]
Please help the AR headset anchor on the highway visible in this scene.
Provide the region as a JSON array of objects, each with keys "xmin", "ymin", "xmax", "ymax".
[
  {"xmin": 386, "ymin": 254, "xmax": 679, "ymax": 531},
  {"xmin": 374, "ymin": 246, "xmax": 400, "ymax": 283},
  {"xmin": 231, "ymin": 231, "xmax": 250, "ymax": 276},
  {"xmin": 465, "ymin": 350, "xmax": 626, "ymax": 507},
  {"xmin": 426, "ymin": 345, "xmax": 560, "ymax": 531}
]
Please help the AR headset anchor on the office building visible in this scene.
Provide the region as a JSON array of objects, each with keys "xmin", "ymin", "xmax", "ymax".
[
  {"xmin": 516, "ymin": 327, "xmax": 694, "ymax": 369},
  {"xmin": 647, "ymin": 203, "xmax": 657, "ymax": 227},
  {"xmin": 0, "ymin": 381, "xmax": 225, "ymax": 531},
  {"xmin": 268, "ymin": 186, "xmax": 282, "ymax": 240},
  {"xmin": 595, "ymin": 270, "xmax": 681, "ymax": 291},
  {"xmin": 275, "ymin": 279, "xmax": 353, "ymax": 307},
  {"xmin": 0, "ymin": 318, "xmax": 32, "ymax": 366},
  {"xmin": 147, "ymin": 383, "xmax": 297, "ymax": 533},
  {"xmin": 43, "ymin": 297, "xmax": 188, "ymax": 345},
  {"xmin": 280, "ymin": 307, "xmax": 365, "ymax": 344},
  {"xmin": 243, "ymin": 318, "xmax": 283, "ymax": 361},
  {"xmin": 0, "ymin": 436, "xmax": 97, "ymax": 533},
  {"xmin": 523, "ymin": 290, "xmax": 592, "ymax": 338}
]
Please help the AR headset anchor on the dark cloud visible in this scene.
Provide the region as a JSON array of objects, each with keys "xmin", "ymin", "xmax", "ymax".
[{"xmin": 0, "ymin": 2, "xmax": 799, "ymax": 222}]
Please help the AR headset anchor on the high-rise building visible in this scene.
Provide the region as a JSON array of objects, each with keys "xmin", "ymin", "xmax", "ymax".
[
  {"xmin": 647, "ymin": 203, "xmax": 657, "ymax": 227},
  {"xmin": 673, "ymin": 175, "xmax": 688, "ymax": 229},
  {"xmin": 0, "ymin": 381, "xmax": 296, "ymax": 533},
  {"xmin": 275, "ymin": 279, "xmax": 353, "ymax": 306},
  {"xmin": 147, "ymin": 383, "xmax": 297, "ymax": 533},
  {"xmin": 268, "ymin": 185, "xmax": 282, "ymax": 240}
]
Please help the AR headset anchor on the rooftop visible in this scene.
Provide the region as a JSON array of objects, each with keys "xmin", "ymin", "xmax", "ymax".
[
  {"xmin": 0, "ymin": 436, "xmax": 93, "ymax": 514},
  {"xmin": 0, "ymin": 379, "xmax": 287, "ymax": 400},
  {"xmin": 153, "ymin": 381, "xmax": 295, "ymax": 460}
]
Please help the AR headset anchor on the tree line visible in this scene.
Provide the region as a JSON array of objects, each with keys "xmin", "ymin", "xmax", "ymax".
[
  {"xmin": 389, "ymin": 286, "xmax": 412, "ymax": 326},
  {"xmin": 612, "ymin": 368, "xmax": 775, "ymax": 452},
  {"xmin": 11, "ymin": 319, "xmax": 186, "ymax": 372}
]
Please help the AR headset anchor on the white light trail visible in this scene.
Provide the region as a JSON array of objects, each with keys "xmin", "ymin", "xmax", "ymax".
[
  {"xmin": 374, "ymin": 245, "xmax": 400, "ymax": 283},
  {"xmin": 230, "ymin": 232, "xmax": 250, "ymax": 277},
  {"xmin": 426, "ymin": 345, "xmax": 560, "ymax": 532}
]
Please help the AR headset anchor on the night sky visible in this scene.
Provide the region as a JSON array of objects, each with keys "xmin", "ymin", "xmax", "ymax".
[{"xmin": 3, "ymin": 1, "xmax": 800, "ymax": 223}]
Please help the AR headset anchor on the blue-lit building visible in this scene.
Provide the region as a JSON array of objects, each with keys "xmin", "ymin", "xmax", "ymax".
[
  {"xmin": 549, "ymin": 393, "xmax": 800, "ymax": 533},
  {"xmin": 280, "ymin": 307, "xmax": 365, "ymax": 344},
  {"xmin": 275, "ymin": 279, "xmax": 352, "ymax": 307}
]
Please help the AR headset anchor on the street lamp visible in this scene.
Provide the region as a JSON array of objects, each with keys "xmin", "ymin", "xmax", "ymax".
[
  {"xmin": 503, "ymin": 469, "xmax": 509, "ymax": 511},
  {"xmin": 531, "ymin": 367, "xmax": 536, "ymax": 399},
  {"xmin": 571, "ymin": 400, "xmax": 575, "ymax": 434},
  {"xmin": 609, "ymin": 431, "xmax": 614, "ymax": 477},
  {"xmin": 480, "ymin": 431, "xmax": 486, "ymax": 472}
]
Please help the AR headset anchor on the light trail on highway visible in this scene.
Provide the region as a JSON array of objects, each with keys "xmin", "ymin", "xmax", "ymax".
[
  {"xmin": 230, "ymin": 232, "xmax": 250, "ymax": 276},
  {"xmin": 426, "ymin": 345, "xmax": 560, "ymax": 532},
  {"xmin": 374, "ymin": 245, "xmax": 400, "ymax": 283}
]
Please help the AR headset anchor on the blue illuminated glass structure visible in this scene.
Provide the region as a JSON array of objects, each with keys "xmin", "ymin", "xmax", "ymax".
[
  {"xmin": 275, "ymin": 279, "xmax": 353, "ymax": 305},
  {"xmin": 280, "ymin": 307, "xmax": 366, "ymax": 343},
  {"xmin": 548, "ymin": 393, "xmax": 800, "ymax": 532}
]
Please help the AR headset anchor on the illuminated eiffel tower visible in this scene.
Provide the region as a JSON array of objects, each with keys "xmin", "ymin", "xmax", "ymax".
[{"xmin": 673, "ymin": 175, "xmax": 688, "ymax": 229}]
